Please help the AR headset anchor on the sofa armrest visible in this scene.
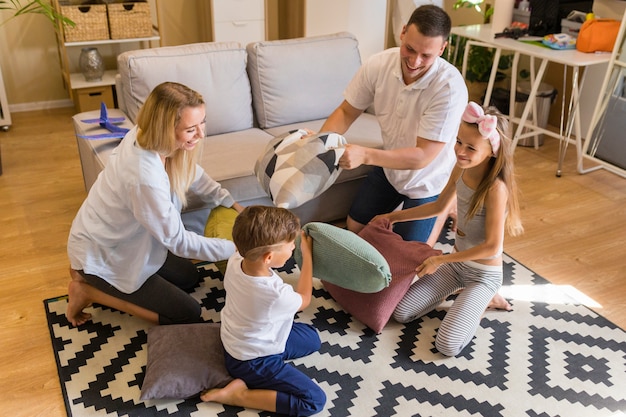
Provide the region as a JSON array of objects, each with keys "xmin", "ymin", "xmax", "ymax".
[{"xmin": 247, "ymin": 32, "xmax": 361, "ymax": 129}]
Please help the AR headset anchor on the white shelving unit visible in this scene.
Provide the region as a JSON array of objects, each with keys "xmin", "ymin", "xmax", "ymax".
[
  {"xmin": 52, "ymin": 0, "xmax": 161, "ymax": 112},
  {"xmin": 211, "ymin": 0, "xmax": 266, "ymax": 45},
  {"xmin": 580, "ymin": 11, "xmax": 626, "ymax": 179},
  {"xmin": 0, "ymin": 64, "xmax": 10, "ymax": 130},
  {"xmin": 304, "ymin": 0, "xmax": 388, "ymax": 61}
]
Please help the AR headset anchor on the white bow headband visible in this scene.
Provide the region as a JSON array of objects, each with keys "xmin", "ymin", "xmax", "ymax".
[{"xmin": 462, "ymin": 101, "xmax": 501, "ymax": 155}]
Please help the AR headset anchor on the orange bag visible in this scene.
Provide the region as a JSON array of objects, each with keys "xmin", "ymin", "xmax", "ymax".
[{"xmin": 576, "ymin": 18, "xmax": 621, "ymax": 53}]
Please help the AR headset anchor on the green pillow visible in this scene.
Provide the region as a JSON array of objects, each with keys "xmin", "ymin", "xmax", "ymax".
[
  {"xmin": 204, "ymin": 206, "xmax": 239, "ymax": 274},
  {"xmin": 294, "ymin": 222, "xmax": 391, "ymax": 293}
]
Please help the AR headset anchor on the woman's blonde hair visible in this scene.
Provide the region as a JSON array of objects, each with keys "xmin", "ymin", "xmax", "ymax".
[
  {"xmin": 464, "ymin": 106, "xmax": 524, "ymax": 237},
  {"xmin": 135, "ymin": 82, "xmax": 204, "ymax": 207}
]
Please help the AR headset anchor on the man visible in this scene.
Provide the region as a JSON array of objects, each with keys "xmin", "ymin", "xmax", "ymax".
[{"xmin": 320, "ymin": 5, "xmax": 467, "ymax": 245}]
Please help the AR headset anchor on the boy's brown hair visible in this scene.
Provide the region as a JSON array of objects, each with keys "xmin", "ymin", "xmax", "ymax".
[{"xmin": 232, "ymin": 206, "xmax": 300, "ymax": 260}]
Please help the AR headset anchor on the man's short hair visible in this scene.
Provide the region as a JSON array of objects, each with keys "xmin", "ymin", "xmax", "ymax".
[{"xmin": 407, "ymin": 5, "xmax": 452, "ymax": 39}]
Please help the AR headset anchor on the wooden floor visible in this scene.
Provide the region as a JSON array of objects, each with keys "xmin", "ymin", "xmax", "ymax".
[{"xmin": 0, "ymin": 107, "xmax": 624, "ymax": 417}]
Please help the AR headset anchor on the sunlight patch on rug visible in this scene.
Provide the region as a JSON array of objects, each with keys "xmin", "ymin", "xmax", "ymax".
[{"xmin": 44, "ymin": 247, "xmax": 626, "ymax": 417}]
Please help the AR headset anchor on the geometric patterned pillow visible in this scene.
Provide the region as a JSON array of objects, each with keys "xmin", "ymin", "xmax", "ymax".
[{"xmin": 254, "ymin": 129, "xmax": 346, "ymax": 209}]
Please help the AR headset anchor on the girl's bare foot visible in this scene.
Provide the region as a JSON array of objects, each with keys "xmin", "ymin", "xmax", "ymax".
[
  {"xmin": 200, "ymin": 378, "xmax": 247, "ymax": 404},
  {"xmin": 66, "ymin": 278, "xmax": 93, "ymax": 327},
  {"xmin": 488, "ymin": 293, "xmax": 512, "ymax": 311}
]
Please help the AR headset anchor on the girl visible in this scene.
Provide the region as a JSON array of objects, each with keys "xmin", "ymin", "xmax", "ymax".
[{"xmin": 375, "ymin": 101, "xmax": 523, "ymax": 357}]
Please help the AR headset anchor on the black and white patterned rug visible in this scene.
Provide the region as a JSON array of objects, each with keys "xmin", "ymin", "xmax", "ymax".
[{"xmin": 45, "ymin": 232, "xmax": 626, "ymax": 417}]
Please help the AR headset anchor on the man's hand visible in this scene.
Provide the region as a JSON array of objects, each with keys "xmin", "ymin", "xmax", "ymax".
[{"xmin": 338, "ymin": 144, "xmax": 368, "ymax": 169}]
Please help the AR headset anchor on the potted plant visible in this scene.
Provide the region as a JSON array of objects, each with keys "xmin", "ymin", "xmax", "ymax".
[
  {"xmin": 0, "ymin": 0, "xmax": 74, "ymax": 29},
  {"xmin": 446, "ymin": 0, "xmax": 514, "ymax": 102}
]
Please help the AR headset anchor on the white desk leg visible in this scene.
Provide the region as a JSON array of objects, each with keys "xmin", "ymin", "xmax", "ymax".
[
  {"xmin": 512, "ymin": 58, "xmax": 549, "ymax": 149},
  {"xmin": 463, "ymin": 41, "xmax": 501, "ymax": 107},
  {"xmin": 508, "ymin": 52, "xmax": 520, "ymax": 139},
  {"xmin": 484, "ymin": 47, "xmax": 502, "ymax": 106},
  {"xmin": 556, "ymin": 66, "xmax": 589, "ymax": 177}
]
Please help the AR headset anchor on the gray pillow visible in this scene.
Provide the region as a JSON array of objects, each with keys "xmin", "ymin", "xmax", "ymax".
[
  {"xmin": 294, "ymin": 222, "xmax": 391, "ymax": 293},
  {"xmin": 140, "ymin": 323, "xmax": 233, "ymax": 400}
]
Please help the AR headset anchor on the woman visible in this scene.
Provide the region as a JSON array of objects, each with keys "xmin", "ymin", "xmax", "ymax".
[{"xmin": 66, "ymin": 82, "xmax": 243, "ymax": 327}]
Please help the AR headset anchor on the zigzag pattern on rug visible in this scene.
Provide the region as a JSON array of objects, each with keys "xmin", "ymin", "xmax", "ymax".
[{"xmin": 45, "ymin": 231, "xmax": 626, "ymax": 417}]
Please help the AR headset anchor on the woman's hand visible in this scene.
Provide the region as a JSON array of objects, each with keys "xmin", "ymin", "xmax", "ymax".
[
  {"xmin": 416, "ymin": 256, "xmax": 442, "ymax": 277},
  {"xmin": 231, "ymin": 202, "xmax": 245, "ymax": 213}
]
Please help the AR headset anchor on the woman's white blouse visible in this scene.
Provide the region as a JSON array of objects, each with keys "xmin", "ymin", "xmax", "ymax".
[{"xmin": 68, "ymin": 127, "xmax": 236, "ymax": 293}]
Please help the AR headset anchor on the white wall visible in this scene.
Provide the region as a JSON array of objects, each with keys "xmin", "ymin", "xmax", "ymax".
[{"xmin": 305, "ymin": 0, "xmax": 388, "ymax": 61}]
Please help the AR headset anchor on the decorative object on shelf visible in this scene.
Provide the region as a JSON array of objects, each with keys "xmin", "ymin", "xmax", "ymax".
[
  {"xmin": 79, "ymin": 47, "xmax": 105, "ymax": 82},
  {"xmin": 60, "ymin": 3, "xmax": 109, "ymax": 42},
  {"xmin": 107, "ymin": 1, "xmax": 152, "ymax": 40}
]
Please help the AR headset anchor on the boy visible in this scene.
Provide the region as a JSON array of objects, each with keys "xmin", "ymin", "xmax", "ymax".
[{"xmin": 201, "ymin": 206, "xmax": 326, "ymax": 416}]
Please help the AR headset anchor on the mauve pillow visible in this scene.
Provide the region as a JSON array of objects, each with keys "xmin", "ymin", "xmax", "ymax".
[
  {"xmin": 140, "ymin": 323, "xmax": 233, "ymax": 400},
  {"xmin": 323, "ymin": 218, "xmax": 442, "ymax": 333}
]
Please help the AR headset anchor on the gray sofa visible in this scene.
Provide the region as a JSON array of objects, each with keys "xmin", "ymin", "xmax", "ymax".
[{"xmin": 73, "ymin": 32, "xmax": 383, "ymax": 233}]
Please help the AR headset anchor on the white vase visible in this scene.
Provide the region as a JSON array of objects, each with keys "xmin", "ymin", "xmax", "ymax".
[
  {"xmin": 490, "ymin": 0, "xmax": 516, "ymax": 38},
  {"xmin": 79, "ymin": 47, "xmax": 105, "ymax": 82}
]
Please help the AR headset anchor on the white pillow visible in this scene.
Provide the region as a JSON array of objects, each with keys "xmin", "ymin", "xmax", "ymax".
[{"xmin": 255, "ymin": 129, "xmax": 346, "ymax": 209}]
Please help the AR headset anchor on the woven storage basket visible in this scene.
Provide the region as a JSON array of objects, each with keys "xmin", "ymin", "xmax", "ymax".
[
  {"xmin": 107, "ymin": 2, "xmax": 153, "ymax": 39},
  {"xmin": 61, "ymin": 4, "xmax": 109, "ymax": 42}
]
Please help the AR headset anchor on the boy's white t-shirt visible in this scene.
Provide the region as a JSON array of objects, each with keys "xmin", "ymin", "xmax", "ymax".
[{"xmin": 220, "ymin": 252, "xmax": 303, "ymax": 361}]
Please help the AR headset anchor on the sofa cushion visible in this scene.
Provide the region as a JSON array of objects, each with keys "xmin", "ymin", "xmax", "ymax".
[
  {"xmin": 247, "ymin": 32, "xmax": 361, "ymax": 129},
  {"xmin": 117, "ymin": 42, "xmax": 253, "ymax": 135}
]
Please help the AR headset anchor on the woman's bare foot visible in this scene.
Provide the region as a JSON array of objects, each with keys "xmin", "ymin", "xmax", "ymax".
[
  {"xmin": 200, "ymin": 378, "xmax": 247, "ymax": 404},
  {"xmin": 66, "ymin": 273, "xmax": 93, "ymax": 327},
  {"xmin": 488, "ymin": 293, "xmax": 512, "ymax": 311}
]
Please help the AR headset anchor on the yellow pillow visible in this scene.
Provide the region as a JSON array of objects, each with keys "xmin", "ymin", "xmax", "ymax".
[{"xmin": 204, "ymin": 206, "xmax": 239, "ymax": 274}]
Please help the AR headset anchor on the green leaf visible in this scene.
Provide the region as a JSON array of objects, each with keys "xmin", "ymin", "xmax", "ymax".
[{"xmin": 0, "ymin": 0, "xmax": 75, "ymax": 29}]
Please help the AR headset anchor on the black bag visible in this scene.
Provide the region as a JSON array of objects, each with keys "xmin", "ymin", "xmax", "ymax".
[{"xmin": 528, "ymin": 0, "xmax": 560, "ymax": 36}]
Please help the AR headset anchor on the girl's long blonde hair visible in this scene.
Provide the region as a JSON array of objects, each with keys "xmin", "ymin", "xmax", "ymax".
[
  {"xmin": 465, "ymin": 106, "xmax": 524, "ymax": 237},
  {"xmin": 135, "ymin": 82, "xmax": 204, "ymax": 207}
]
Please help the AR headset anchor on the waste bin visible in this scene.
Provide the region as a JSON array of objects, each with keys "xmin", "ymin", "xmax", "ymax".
[
  {"xmin": 514, "ymin": 82, "xmax": 557, "ymax": 146},
  {"xmin": 485, "ymin": 83, "xmax": 557, "ymax": 147}
]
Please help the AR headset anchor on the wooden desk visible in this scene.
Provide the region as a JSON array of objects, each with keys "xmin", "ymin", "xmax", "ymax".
[{"xmin": 451, "ymin": 24, "xmax": 611, "ymax": 176}]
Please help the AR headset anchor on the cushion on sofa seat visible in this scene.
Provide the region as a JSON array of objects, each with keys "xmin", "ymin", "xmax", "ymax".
[
  {"xmin": 322, "ymin": 218, "xmax": 442, "ymax": 333},
  {"xmin": 255, "ymin": 129, "xmax": 346, "ymax": 209},
  {"xmin": 117, "ymin": 42, "xmax": 253, "ymax": 135},
  {"xmin": 247, "ymin": 32, "xmax": 362, "ymax": 129}
]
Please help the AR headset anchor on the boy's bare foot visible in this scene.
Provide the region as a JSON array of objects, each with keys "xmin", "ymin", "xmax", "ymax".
[
  {"xmin": 200, "ymin": 378, "xmax": 247, "ymax": 404},
  {"xmin": 66, "ymin": 277, "xmax": 93, "ymax": 327},
  {"xmin": 488, "ymin": 293, "xmax": 512, "ymax": 311}
]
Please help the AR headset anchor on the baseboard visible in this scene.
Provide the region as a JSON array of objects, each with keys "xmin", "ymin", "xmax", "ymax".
[{"xmin": 9, "ymin": 99, "xmax": 74, "ymax": 113}]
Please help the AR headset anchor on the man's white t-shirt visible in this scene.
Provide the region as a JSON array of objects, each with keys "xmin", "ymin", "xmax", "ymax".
[{"xmin": 344, "ymin": 48, "xmax": 468, "ymax": 199}]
